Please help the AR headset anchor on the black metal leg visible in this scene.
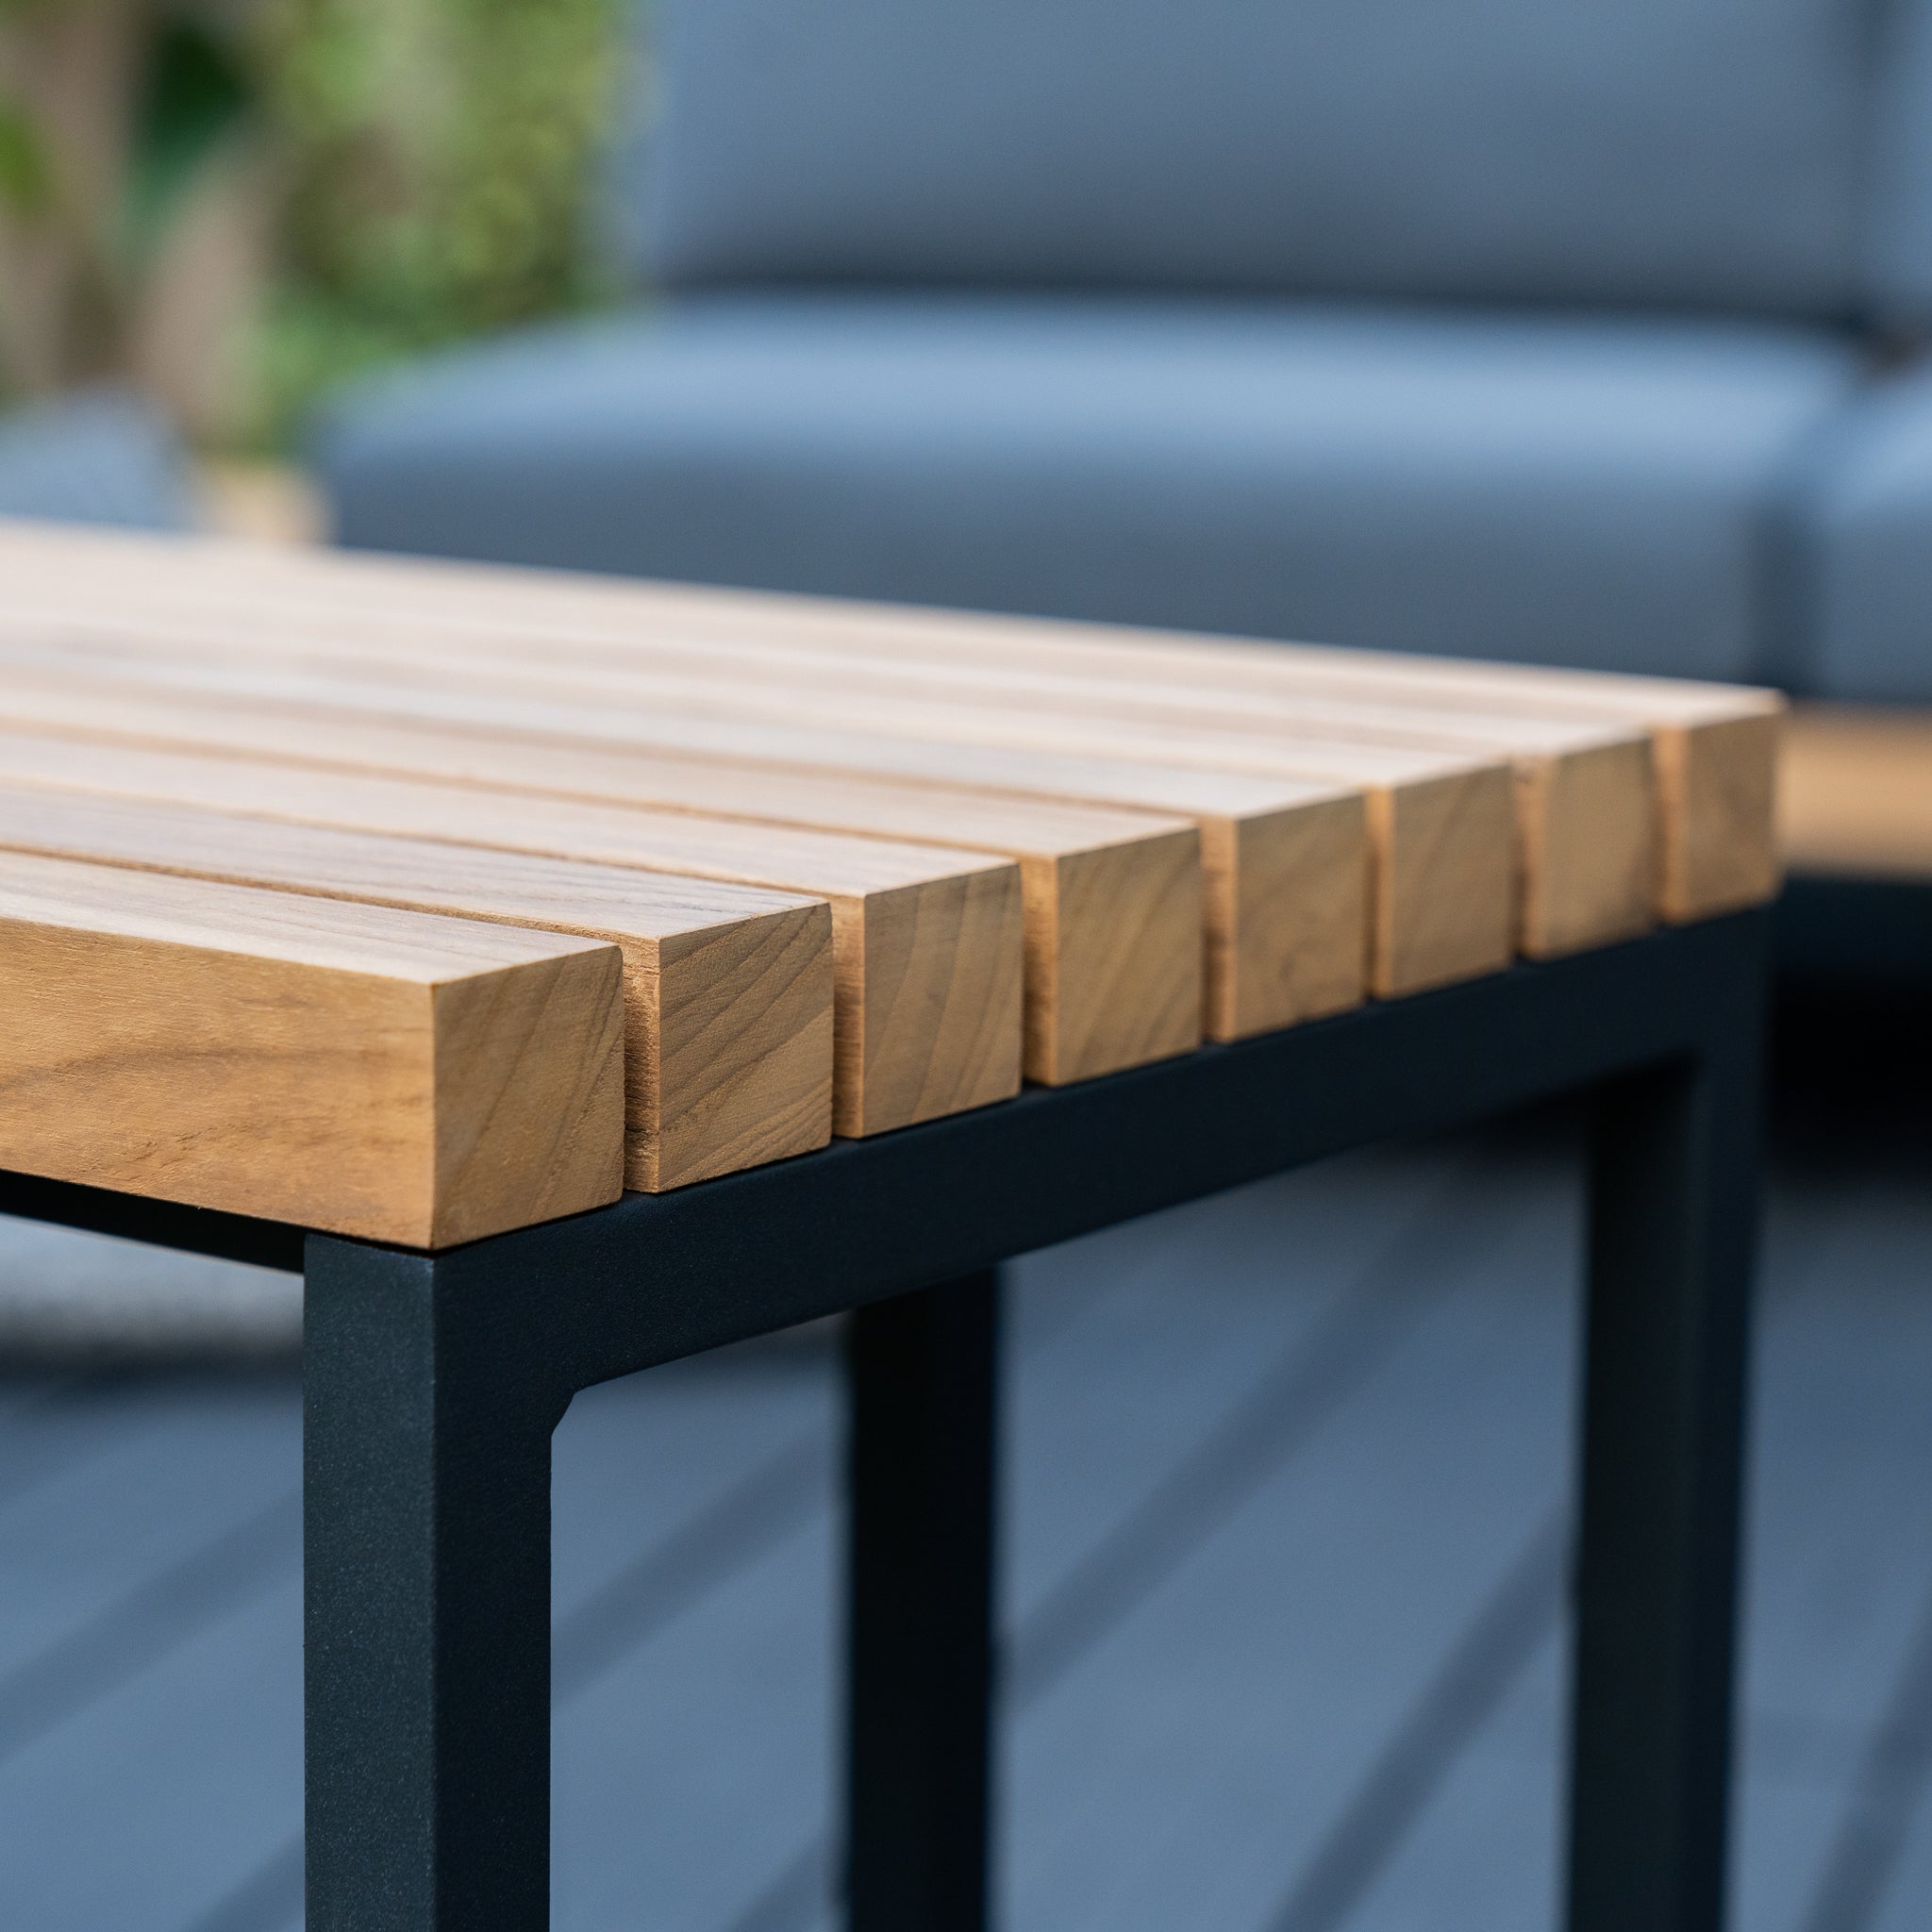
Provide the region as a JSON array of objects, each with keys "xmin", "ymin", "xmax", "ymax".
[
  {"xmin": 305, "ymin": 1236, "xmax": 559, "ymax": 1932},
  {"xmin": 1566, "ymin": 1023, "xmax": 1761, "ymax": 1931},
  {"xmin": 844, "ymin": 1269, "xmax": 1001, "ymax": 1932}
]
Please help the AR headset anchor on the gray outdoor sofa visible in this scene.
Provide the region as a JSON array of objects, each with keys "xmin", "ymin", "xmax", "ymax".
[{"xmin": 317, "ymin": 0, "xmax": 1932, "ymax": 706}]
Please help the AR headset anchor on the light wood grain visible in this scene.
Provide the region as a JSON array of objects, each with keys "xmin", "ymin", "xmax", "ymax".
[
  {"xmin": 0, "ymin": 848, "xmax": 625, "ymax": 1245},
  {"xmin": 0, "ymin": 734, "xmax": 1177, "ymax": 1087},
  {"xmin": 0, "ymin": 646, "xmax": 1503, "ymax": 1001},
  {"xmin": 0, "ymin": 593, "xmax": 1615, "ymax": 960},
  {"xmin": 356, "ymin": 556, "xmax": 1772, "ymax": 924},
  {"xmin": 590, "ymin": 586, "xmax": 1775, "ymax": 926},
  {"xmin": 0, "ymin": 521, "xmax": 1584, "ymax": 989},
  {"xmin": 1778, "ymin": 704, "xmax": 1932, "ymax": 880},
  {"xmin": 0, "ymin": 784, "xmax": 834, "ymax": 1191},
  {"xmin": 0, "ymin": 633, "xmax": 1197, "ymax": 1076},
  {"xmin": 0, "ymin": 724, "xmax": 1022, "ymax": 1136},
  {"xmin": 0, "ymin": 663, "xmax": 1365, "ymax": 1039},
  {"xmin": 1647, "ymin": 704, "xmax": 1784, "ymax": 919},
  {"xmin": 651, "ymin": 658, "xmax": 1647, "ymax": 961},
  {"xmin": 0, "ymin": 520, "xmax": 1726, "ymax": 924}
]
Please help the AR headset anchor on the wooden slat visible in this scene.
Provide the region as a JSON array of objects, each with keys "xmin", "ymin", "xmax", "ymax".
[
  {"xmin": 0, "ymin": 785, "xmax": 835, "ymax": 1192},
  {"xmin": 599, "ymin": 588, "xmax": 1778, "ymax": 927},
  {"xmin": 0, "ymin": 650, "xmax": 1507, "ymax": 1001},
  {"xmin": 209, "ymin": 545, "xmax": 1760, "ymax": 926},
  {"xmin": 0, "ymin": 625, "xmax": 1218, "ymax": 1068},
  {"xmin": 0, "ymin": 849, "xmax": 625, "ymax": 1245},
  {"xmin": 0, "ymin": 718, "xmax": 1192, "ymax": 1087},
  {"xmin": 0, "ymin": 519, "xmax": 1780, "ymax": 1241},
  {"xmin": 0, "ymin": 727, "xmax": 1023, "ymax": 1137},
  {"xmin": 474, "ymin": 643, "xmax": 1647, "ymax": 962},
  {"xmin": 1777, "ymin": 703, "xmax": 1932, "ymax": 880},
  {"xmin": 0, "ymin": 671, "xmax": 1362, "ymax": 1039},
  {"xmin": 0, "ymin": 599, "xmax": 1620, "ymax": 962},
  {"xmin": 0, "ymin": 526, "xmax": 1534, "ymax": 985},
  {"xmin": 0, "ymin": 521, "xmax": 1734, "ymax": 924}
]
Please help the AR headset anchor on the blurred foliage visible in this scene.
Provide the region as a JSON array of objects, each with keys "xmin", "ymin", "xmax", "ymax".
[
  {"xmin": 0, "ymin": 0, "xmax": 625, "ymax": 446},
  {"xmin": 255, "ymin": 0, "xmax": 623, "ymax": 441},
  {"xmin": 131, "ymin": 7, "xmax": 251, "ymax": 246},
  {"xmin": 0, "ymin": 1, "xmax": 260, "ymax": 421}
]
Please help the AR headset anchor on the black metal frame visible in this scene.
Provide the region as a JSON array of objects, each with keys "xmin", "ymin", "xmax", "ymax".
[
  {"xmin": 1776, "ymin": 874, "xmax": 1932, "ymax": 983},
  {"xmin": 0, "ymin": 908, "xmax": 1767, "ymax": 1932}
]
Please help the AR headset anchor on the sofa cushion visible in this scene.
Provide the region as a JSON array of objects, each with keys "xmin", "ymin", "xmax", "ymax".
[
  {"xmin": 318, "ymin": 296, "xmax": 1859, "ymax": 681},
  {"xmin": 0, "ymin": 391, "xmax": 192, "ymax": 530},
  {"xmin": 1868, "ymin": 1, "xmax": 1932, "ymax": 329},
  {"xmin": 1809, "ymin": 364, "xmax": 1932, "ymax": 700},
  {"xmin": 642, "ymin": 0, "xmax": 1871, "ymax": 319}
]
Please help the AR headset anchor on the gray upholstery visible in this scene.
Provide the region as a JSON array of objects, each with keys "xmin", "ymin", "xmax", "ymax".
[
  {"xmin": 0, "ymin": 390, "xmax": 191, "ymax": 530},
  {"xmin": 324, "ymin": 0, "xmax": 1932, "ymax": 698},
  {"xmin": 1869, "ymin": 0, "xmax": 1932, "ymax": 328},
  {"xmin": 319, "ymin": 296, "xmax": 1857, "ymax": 680},
  {"xmin": 645, "ymin": 0, "xmax": 1871, "ymax": 318},
  {"xmin": 1810, "ymin": 365, "xmax": 1932, "ymax": 700}
]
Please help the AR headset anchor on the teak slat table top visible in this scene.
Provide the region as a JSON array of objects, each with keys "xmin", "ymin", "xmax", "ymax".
[
  {"xmin": 0, "ymin": 723, "xmax": 1025, "ymax": 1139},
  {"xmin": 0, "ymin": 665, "xmax": 1354, "ymax": 1041},
  {"xmin": 0, "ymin": 645, "xmax": 1512, "ymax": 1001},
  {"xmin": 0, "ymin": 520, "xmax": 1774, "ymax": 922},
  {"xmin": 0, "ymin": 518, "xmax": 1783, "ymax": 1248},
  {"xmin": 0, "ymin": 668, "xmax": 1207, "ymax": 1088},
  {"xmin": 179, "ymin": 534, "xmax": 1769, "ymax": 920},
  {"xmin": 0, "ymin": 593, "xmax": 1654, "ymax": 963}
]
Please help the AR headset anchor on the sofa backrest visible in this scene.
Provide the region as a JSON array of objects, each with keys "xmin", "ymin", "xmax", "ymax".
[
  {"xmin": 641, "ymin": 0, "xmax": 1910, "ymax": 323},
  {"xmin": 1871, "ymin": 0, "xmax": 1932, "ymax": 329}
]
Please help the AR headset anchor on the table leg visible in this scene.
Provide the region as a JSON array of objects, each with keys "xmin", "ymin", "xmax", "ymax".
[
  {"xmin": 844, "ymin": 1268, "xmax": 1002, "ymax": 1932},
  {"xmin": 1566, "ymin": 1023, "xmax": 1761, "ymax": 1932},
  {"xmin": 304, "ymin": 1236, "xmax": 558, "ymax": 1932}
]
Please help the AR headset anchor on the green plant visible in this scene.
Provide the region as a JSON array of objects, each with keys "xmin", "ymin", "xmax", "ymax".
[
  {"xmin": 253, "ymin": 0, "xmax": 623, "ymax": 440},
  {"xmin": 0, "ymin": 0, "xmax": 261, "ymax": 423},
  {"xmin": 0, "ymin": 0, "xmax": 625, "ymax": 445}
]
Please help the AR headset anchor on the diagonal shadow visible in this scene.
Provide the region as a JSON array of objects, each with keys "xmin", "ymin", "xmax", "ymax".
[
  {"xmin": 1260, "ymin": 1507, "xmax": 1569, "ymax": 1932},
  {"xmin": 0, "ymin": 1485, "xmax": 299, "ymax": 1771},
  {"xmin": 1792, "ymin": 1571, "xmax": 1932, "ymax": 1932},
  {"xmin": 724, "ymin": 1158, "xmax": 1520, "ymax": 1932}
]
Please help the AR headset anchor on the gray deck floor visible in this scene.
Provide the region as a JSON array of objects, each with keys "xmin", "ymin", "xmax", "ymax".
[{"xmin": 0, "ymin": 1119, "xmax": 1928, "ymax": 1931}]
